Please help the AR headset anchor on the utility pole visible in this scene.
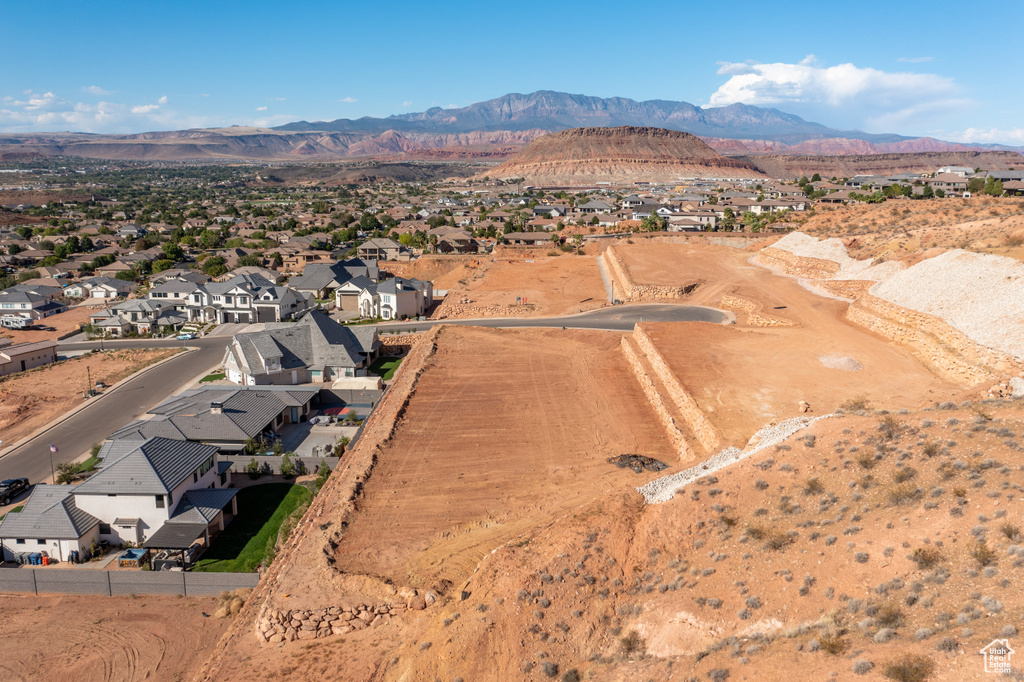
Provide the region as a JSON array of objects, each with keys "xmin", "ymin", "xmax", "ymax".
[{"xmin": 86, "ymin": 365, "xmax": 91, "ymax": 396}]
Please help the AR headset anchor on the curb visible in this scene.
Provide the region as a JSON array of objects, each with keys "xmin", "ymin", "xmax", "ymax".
[{"xmin": 0, "ymin": 346, "xmax": 199, "ymax": 462}]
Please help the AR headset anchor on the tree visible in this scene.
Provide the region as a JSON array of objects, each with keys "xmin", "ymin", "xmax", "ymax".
[
  {"xmin": 280, "ymin": 452, "xmax": 295, "ymax": 478},
  {"xmin": 236, "ymin": 253, "xmax": 263, "ymax": 268},
  {"xmin": 810, "ymin": 173, "xmax": 821, "ymax": 182},
  {"xmin": 398, "ymin": 232, "xmax": 414, "ymax": 247},
  {"xmin": 984, "ymin": 176, "xmax": 1004, "ymax": 196},
  {"xmin": 722, "ymin": 207, "xmax": 735, "ymax": 229},
  {"xmin": 968, "ymin": 177, "xmax": 986, "ymax": 194},
  {"xmin": 935, "ymin": 188, "xmax": 945, "ymax": 198},
  {"xmin": 161, "ymin": 242, "xmax": 185, "ymax": 261},
  {"xmin": 922, "ymin": 184, "xmax": 934, "ymax": 199},
  {"xmin": 152, "ymin": 259, "xmax": 176, "ymax": 272},
  {"xmin": 202, "ymin": 255, "xmax": 227, "ymax": 277},
  {"xmin": 6, "ymin": 243, "xmax": 22, "ymax": 255},
  {"xmin": 199, "ymin": 229, "xmax": 221, "ymax": 249},
  {"xmin": 54, "ymin": 462, "xmax": 77, "ymax": 484},
  {"xmin": 359, "ymin": 212, "xmax": 381, "ymax": 232},
  {"xmin": 115, "ymin": 269, "xmax": 139, "ymax": 282}
]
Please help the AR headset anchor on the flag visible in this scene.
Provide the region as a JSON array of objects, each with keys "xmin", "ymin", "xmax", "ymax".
[{"xmin": 49, "ymin": 443, "xmax": 58, "ymax": 453}]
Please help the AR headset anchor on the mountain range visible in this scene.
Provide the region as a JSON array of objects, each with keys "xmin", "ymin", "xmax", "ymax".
[{"xmin": 0, "ymin": 91, "xmax": 1021, "ymax": 164}]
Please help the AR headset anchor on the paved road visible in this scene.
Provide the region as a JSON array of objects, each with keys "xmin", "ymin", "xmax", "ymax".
[
  {"xmin": 0, "ymin": 303, "xmax": 725, "ymax": 484},
  {"xmin": 0, "ymin": 338, "xmax": 228, "ymax": 483}
]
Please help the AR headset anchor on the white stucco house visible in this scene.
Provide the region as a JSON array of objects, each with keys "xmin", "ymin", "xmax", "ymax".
[
  {"xmin": 344, "ymin": 276, "xmax": 432, "ymax": 320},
  {"xmin": 0, "ymin": 438, "xmax": 237, "ymax": 562}
]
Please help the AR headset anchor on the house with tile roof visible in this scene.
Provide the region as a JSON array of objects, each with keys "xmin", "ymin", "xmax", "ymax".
[
  {"xmin": 184, "ymin": 273, "xmax": 313, "ymax": 324},
  {"xmin": 106, "ymin": 385, "xmax": 320, "ymax": 450},
  {"xmin": 351, "ymin": 276, "xmax": 432, "ymax": 320},
  {"xmin": 223, "ymin": 310, "xmax": 380, "ymax": 385},
  {"xmin": 0, "ymin": 437, "xmax": 237, "ymax": 561}
]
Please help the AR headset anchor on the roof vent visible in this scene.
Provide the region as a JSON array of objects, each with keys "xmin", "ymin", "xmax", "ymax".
[{"xmin": 210, "ymin": 401, "xmax": 223, "ymax": 415}]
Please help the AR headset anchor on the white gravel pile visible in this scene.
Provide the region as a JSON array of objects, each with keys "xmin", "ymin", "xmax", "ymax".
[
  {"xmin": 771, "ymin": 231, "xmax": 904, "ymax": 281},
  {"xmin": 870, "ymin": 249, "xmax": 1024, "ymax": 360},
  {"xmin": 819, "ymin": 355, "xmax": 863, "ymax": 371},
  {"xmin": 1011, "ymin": 377, "xmax": 1024, "ymax": 397},
  {"xmin": 637, "ymin": 414, "xmax": 834, "ymax": 504}
]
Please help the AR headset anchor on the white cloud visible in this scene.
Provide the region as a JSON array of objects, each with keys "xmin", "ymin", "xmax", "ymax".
[
  {"xmin": 338, "ymin": 97, "xmax": 357, "ymax": 103},
  {"xmin": 707, "ymin": 56, "xmax": 965, "ymax": 133},
  {"xmin": 83, "ymin": 85, "xmax": 111, "ymax": 96},
  {"xmin": 255, "ymin": 106, "xmax": 267, "ymax": 111},
  {"xmin": 271, "ymin": 97, "xmax": 286, "ymax": 101},
  {"xmin": 158, "ymin": 95, "xmax": 168, "ymax": 105},
  {"xmin": 402, "ymin": 100, "xmax": 413, "ymax": 107},
  {"xmin": 898, "ymin": 57, "xmax": 934, "ymax": 63},
  {"xmin": 0, "ymin": 89, "xmax": 213, "ymax": 133},
  {"xmin": 710, "ymin": 56, "xmax": 956, "ymax": 109},
  {"xmin": 948, "ymin": 127, "xmax": 1024, "ymax": 145}
]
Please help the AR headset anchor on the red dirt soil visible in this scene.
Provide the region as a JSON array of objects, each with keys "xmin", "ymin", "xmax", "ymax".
[{"xmin": 0, "ymin": 593, "xmax": 229, "ymax": 682}]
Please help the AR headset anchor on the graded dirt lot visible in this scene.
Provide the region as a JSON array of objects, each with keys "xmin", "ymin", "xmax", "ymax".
[
  {"xmin": 0, "ymin": 304, "xmax": 106, "ymax": 344},
  {"xmin": 438, "ymin": 254, "xmax": 608, "ymax": 318},
  {"xmin": 0, "ymin": 593, "xmax": 229, "ymax": 682},
  {"xmin": 332, "ymin": 325, "xmax": 674, "ymax": 590},
  {"xmin": 381, "ymin": 254, "xmax": 481, "ymax": 290},
  {"xmin": 0, "ymin": 348, "xmax": 180, "ymax": 450}
]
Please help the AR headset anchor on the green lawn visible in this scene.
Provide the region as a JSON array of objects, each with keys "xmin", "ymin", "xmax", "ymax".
[
  {"xmin": 192, "ymin": 483, "xmax": 312, "ymax": 573},
  {"xmin": 0, "ymin": 505, "xmax": 23, "ymax": 522},
  {"xmin": 200, "ymin": 372, "xmax": 226, "ymax": 383},
  {"xmin": 369, "ymin": 356, "xmax": 403, "ymax": 381}
]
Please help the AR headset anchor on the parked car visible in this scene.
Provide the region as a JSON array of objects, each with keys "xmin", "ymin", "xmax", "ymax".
[
  {"xmin": 177, "ymin": 332, "xmax": 196, "ymax": 340},
  {"xmin": 0, "ymin": 477, "xmax": 30, "ymax": 504}
]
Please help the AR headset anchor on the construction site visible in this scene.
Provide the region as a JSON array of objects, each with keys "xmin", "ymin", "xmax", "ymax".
[{"xmin": 180, "ymin": 199, "xmax": 1024, "ymax": 682}]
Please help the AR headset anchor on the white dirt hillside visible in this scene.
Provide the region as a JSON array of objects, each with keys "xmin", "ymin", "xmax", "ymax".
[
  {"xmin": 771, "ymin": 231, "xmax": 905, "ymax": 280},
  {"xmin": 870, "ymin": 249, "xmax": 1024, "ymax": 360}
]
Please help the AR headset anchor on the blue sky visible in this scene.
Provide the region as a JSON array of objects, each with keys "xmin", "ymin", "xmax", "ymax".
[{"xmin": 3, "ymin": 0, "xmax": 1022, "ymax": 144}]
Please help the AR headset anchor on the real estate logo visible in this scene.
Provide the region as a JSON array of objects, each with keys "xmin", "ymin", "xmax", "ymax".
[{"xmin": 980, "ymin": 638, "xmax": 1015, "ymax": 674}]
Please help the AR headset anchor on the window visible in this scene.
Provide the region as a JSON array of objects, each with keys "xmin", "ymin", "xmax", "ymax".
[
  {"xmin": 15, "ymin": 538, "xmax": 24, "ymax": 544},
  {"xmin": 37, "ymin": 539, "xmax": 46, "ymax": 544},
  {"xmin": 200, "ymin": 456, "xmax": 214, "ymax": 476},
  {"xmin": 107, "ymin": 493, "xmax": 117, "ymax": 498},
  {"xmin": 155, "ymin": 495, "xmax": 165, "ymax": 509},
  {"xmin": 98, "ymin": 523, "xmax": 111, "ymax": 535},
  {"xmin": 193, "ymin": 471, "xmax": 198, "ymax": 483}
]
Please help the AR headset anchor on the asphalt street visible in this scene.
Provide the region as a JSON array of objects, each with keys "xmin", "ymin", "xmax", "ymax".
[{"xmin": 0, "ymin": 303, "xmax": 726, "ymax": 484}]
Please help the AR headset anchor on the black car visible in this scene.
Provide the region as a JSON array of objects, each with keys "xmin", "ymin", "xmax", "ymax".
[{"xmin": 0, "ymin": 478, "xmax": 29, "ymax": 504}]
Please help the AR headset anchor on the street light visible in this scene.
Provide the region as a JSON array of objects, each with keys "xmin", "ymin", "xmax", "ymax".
[{"xmin": 47, "ymin": 443, "xmax": 58, "ymax": 484}]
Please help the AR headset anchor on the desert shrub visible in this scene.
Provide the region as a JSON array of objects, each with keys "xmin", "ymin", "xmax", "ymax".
[
  {"xmin": 934, "ymin": 636, "xmax": 958, "ymax": 652},
  {"xmin": 922, "ymin": 441, "xmax": 941, "ymax": 457},
  {"xmin": 889, "ymin": 484, "xmax": 922, "ymax": 505},
  {"xmin": 818, "ymin": 630, "xmax": 849, "ymax": 655},
  {"xmin": 971, "ymin": 539, "xmax": 997, "ymax": 567},
  {"xmin": 541, "ymin": 661, "xmax": 559, "ymax": 678},
  {"xmin": 280, "ymin": 452, "xmax": 295, "ymax": 478},
  {"xmin": 856, "ymin": 454, "xmax": 876, "ymax": 469},
  {"xmin": 910, "ymin": 547, "xmax": 943, "ymax": 569},
  {"xmin": 852, "ymin": 659, "xmax": 874, "ymax": 675},
  {"xmin": 894, "ymin": 467, "xmax": 917, "ymax": 483},
  {"xmin": 882, "ymin": 655, "xmax": 935, "ymax": 682},
  {"xmin": 214, "ymin": 588, "xmax": 252, "ymax": 619},
  {"xmin": 745, "ymin": 526, "xmax": 766, "ymax": 540},
  {"xmin": 803, "ymin": 477, "xmax": 825, "ymax": 495},
  {"xmin": 765, "ymin": 530, "xmax": 795, "ymax": 550},
  {"xmin": 561, "ymin": 670, "xmax": 580, "ymax": 682},
  {"xmin": 708, "ymin": 670, "xmax": 730, "ymax": 682},
  {"xmin": 620, "ymin": 629, "xmax": 645, "ymax": 656},
  {"xmin": 841, "ymin": 395, "xmax": 870, "ymax": 412},
  {"xmin": 1001, "ymin": 523, "xmax": 1021, "ymax": 540},
  {"xmin": 875, "ymin": 603, "xmax": 904, "ymax": 628}
]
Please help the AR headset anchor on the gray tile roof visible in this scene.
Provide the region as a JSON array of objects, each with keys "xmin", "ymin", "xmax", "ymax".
[
  {"xmin": 167, "ymin": 487, "xmax": 239, "ymax": 525},
  {"xmin": 234, "ymin": 310, "xmax": 374, "ymax": 375},
  {"xmin": 139, "ymin": 386, "xmax": 318, "ymax": 442},
  {"xmin": 0, "ymin": 484, "xmax": 100, "ymax": 539},
  {"xmin": 74, "ymin": 437, "xmax": 219, "ymax": 495}
]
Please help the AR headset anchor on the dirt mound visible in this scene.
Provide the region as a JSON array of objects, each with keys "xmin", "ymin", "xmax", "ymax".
[
  {"xmin": 485, "ymin": 126, "xmax": 763, "ymax": 184},
  {"xmin": 608, "ymin": 454, "xmax": 670, "ymax": 473}
]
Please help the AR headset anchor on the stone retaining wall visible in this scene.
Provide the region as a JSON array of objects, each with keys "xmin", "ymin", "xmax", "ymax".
[
  {"xmin": 256, "ymin": 600, "xmax": 414, "ymax": 643},
  {"xmin": 379, "ymin": 333, "xmax": 424, "ymax": 352},
  {"xmin": 756, "ymin": 247, "xmax": 841, "ymax": 279},
  {"xmin": 846, "ymin": 301, "xmax": 995, "ymax": 387},
  {"xmin": 717, "ymin": 294, "xmax": 795, "ymax": 328},
  {"xmin": 620, "ymin": 336, "xmax": 691, "ymax": 461},
  {"xmin": 856, "ymin": 292, "xmax": 1024, "ymax": 376},
  {"xmin": 633, "ymin": 325, "xmax": 720, "ymax": 453},
  {"xmin": 241, "ymin": 328, "xmax": 446, "ymax": 646},
  {"xmin": 602, "ymin": 246, "xmax": 698, "ymax": 301},
  {"xmin": 809, "ymin": 279, "xmax": 874, "ymax": 300}
]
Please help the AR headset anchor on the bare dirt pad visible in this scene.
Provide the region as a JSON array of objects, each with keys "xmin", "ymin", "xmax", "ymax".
[
  {"xmin": 332, "ymin": 326, "xmax": 674, "ymax": 590},
  {"xmin": 0, "ymin": 305, "xmax": 106, "ymax": 344},
  {"xmin": 0, "ymin": 593, "xmax": 229, "ymax": 682},
  {"xmin": 644, "ymin": 320, "xmax": 960, "ymax": 447},
  {"xmin": 442, "ymin": 254, "xmax": 608, "ymax": 317},
  {"xmin": 0, "ymin": 348, "xmax": 180, "ymax": 448}
]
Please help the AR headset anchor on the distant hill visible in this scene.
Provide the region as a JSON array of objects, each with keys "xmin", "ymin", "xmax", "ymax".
[
  {"xmin": 742, "ymin": 150, "xmax": 1024, "ymax": 178},
  {"xmin": 275, "ymin": 90, "xmax": 909, "ymax": 143},
  {"xmin": 484, "ymin": 126, "xmax": 763, "ymax": 184}
]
